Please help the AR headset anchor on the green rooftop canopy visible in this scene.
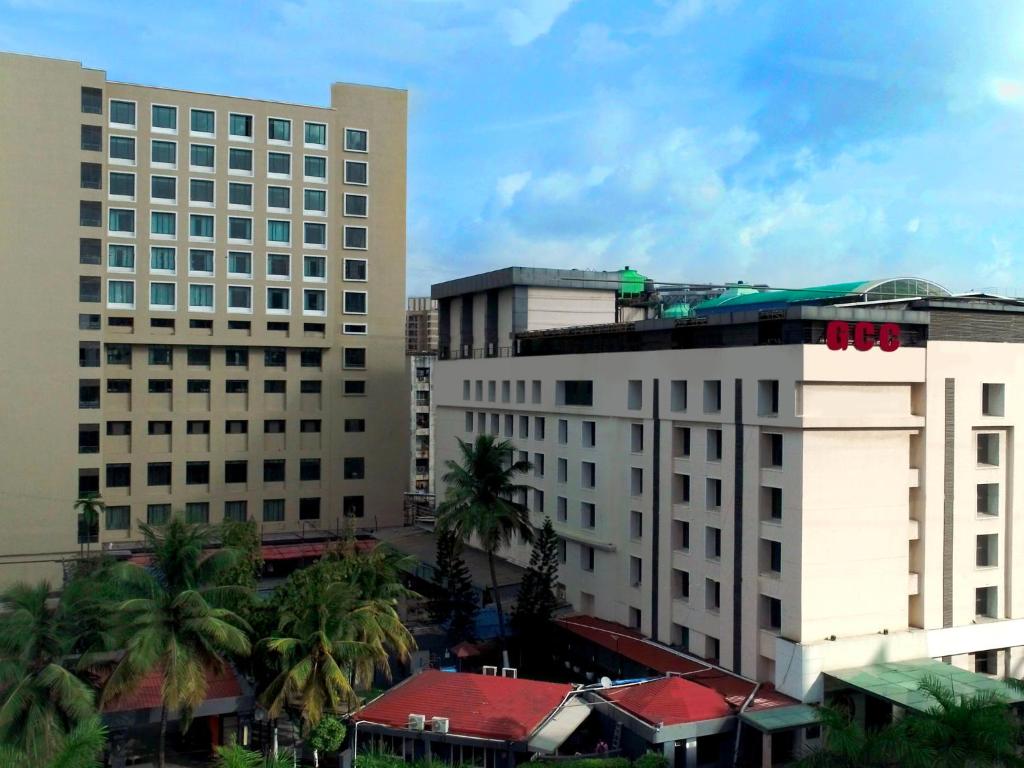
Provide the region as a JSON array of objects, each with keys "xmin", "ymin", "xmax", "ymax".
[
  {"xmin": 740, "ymin": 704, "xmax": 820, "ymax": 733},
  {"xmin": 695, "ymin": 278, "xmax": 950, "ymax": 314},
  {"xmin": 825, "ymin": 659, "xmax": 1024, "ymax": 713}
]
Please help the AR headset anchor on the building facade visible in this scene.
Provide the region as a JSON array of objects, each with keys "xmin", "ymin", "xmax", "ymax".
[
  {"xmin": 0, "ymin": 52, "xmax": 408, "ymax": 584},
  {"xmin": 406, "ymin": 297, "xmax": 438, "ymax": 497},
  {"xmin": 406, "ymin": 296, "xmax": 438, "ymax": 355},
  {"xmin": 432, "ymin": 272, "xmax": 1024, "ymax": 702}
]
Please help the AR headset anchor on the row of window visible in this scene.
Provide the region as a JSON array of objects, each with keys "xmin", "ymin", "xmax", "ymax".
[
  {"xmin": 98, "ymin": 456, "xmax": 365, "ymax": 489},
  {"xmin": 80, "ymin": 494, "xmax": 366, "ymax": 535},
  {"xmin": 91, "ymin": 207, "xmax": 369, "ymax": 249},
  {"xmin": 85, "ymin": 344, "xmax": 365, "ymax": 370},
  {"xmin": 82, "ymin": 168, "xmax": 368, "ymax": 217},
  {"xmin": 78, "ymin": 377, "xmax": 367, "ymax": 407},
  {"xmin": 77, "ymin": 312, "xmax": 368, "ymax": 337},
  {"xmin": 82, "ymin": 415, "xmax": 364, "ymax": 441},
  {"xmin": 99, "ymin": 280, "xmax": 368, "ymax": 315},
  {"xmin": 85, "ymin": 94, "xmax": 362, "ymax": 152},
  {"xmin": 86, "ymin": 242, "xmax": 367, "ymax": 282}
]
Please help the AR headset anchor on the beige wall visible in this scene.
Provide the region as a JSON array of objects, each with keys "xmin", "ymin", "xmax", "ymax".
[{"xmin": 0, "ymin": 52, "xmax": 408, "ymax": 585}]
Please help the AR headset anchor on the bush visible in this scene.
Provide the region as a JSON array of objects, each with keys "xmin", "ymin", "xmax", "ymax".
[
  {"xmin": 632, "ymin": 752, "xmax": 669, "ymax": 768},
  {"xmin": 554, "ymin": 758, "xmax": 630, "ymax": 768},
  {"xmin": 309, "ymin": 715, "xmax": 347, "ymax": 754}
]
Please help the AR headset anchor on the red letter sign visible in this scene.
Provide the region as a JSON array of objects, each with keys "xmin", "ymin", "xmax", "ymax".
[
  {"xmin": 879, "ymin": 323, "xmax": 901, "ymax": 352},
  {"xmin": 825, "ymin": 321, "xmax": 849, "ymax": 350},
  {"xmin": 825, "ymin": 321, "xmax": 901, "ymax": 352},
  {"xmin": 853, "ymin": 322, "xmax": 876, "ymax": 351}
]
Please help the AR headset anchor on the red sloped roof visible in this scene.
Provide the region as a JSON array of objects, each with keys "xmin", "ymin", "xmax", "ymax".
[
  {"xmin": 555, "ymin": 615, "xmax": 797, "ymax": 712},
  {"xmin": 358, "ymin": 670, "xmax": 573, "ymax": 741},
  {"xmin": 102, "ymin": 665, "xmax": 243, "ymax": 713},
  {"xmin": 601, "ymin": 677, "xmax": 731, "ymax": 725}
]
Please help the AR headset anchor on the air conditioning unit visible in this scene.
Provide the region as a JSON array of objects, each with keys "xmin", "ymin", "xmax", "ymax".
[
  {"xmin": 408, "ymin": 714, "xmax": 426, "ymax": 731},
  {"xmin": 432, "ymin": 717, "xmax": 450, "ymax": 734},
  {"xmin": 502, "ymin": 667, "xmax": 518, "ymax": 678},
  {"xmin": 482, "ymin": 665, "xmax": 498, "ymax": 676}
]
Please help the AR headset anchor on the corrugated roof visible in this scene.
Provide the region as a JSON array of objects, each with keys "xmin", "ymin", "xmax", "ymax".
[
  {"xmin": 600, "ymin": 677, "xmax": 732, "ymax": 725},
  {"xmin": 695, "ymin": 281, "xmax": 868, "ymax": 311},
  {"xmin": 101, "ymin": 664, "xmax": 242, "ymax": 713},
  {"xmin": 358, "ymin": 669, "xmax": 572, "ymax": 741}
]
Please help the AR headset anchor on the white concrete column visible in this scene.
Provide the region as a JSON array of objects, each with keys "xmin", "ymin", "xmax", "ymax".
[
  {"xmin": 761, "ymin": 732, "xmax": 772, "ymax": 768},
  {"xmin": 683, "ymin": 737, "xmax": 698, "ymax": 768}
]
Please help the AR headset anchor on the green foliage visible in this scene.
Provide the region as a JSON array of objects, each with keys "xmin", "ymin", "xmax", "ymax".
[
  {"xmin": 0, "ymin": 715, "xmax": 107, "ymax": 768},
  {"xmin": 429, "ymin": 529, "xmax": 478, "ymax": 642},
  {"xmin": 632, "ymin": 752, "xmax": 669, "ymax": 768},
  {"xmin": 436, "ymin": 434, "xmax": 533, "ymax": 650},
  {"xmin": 212, "ymin": 741, "xmax": 294, "ymax": 768},
  {"xmin": 308, "ymin": 713, "xmax": 347, "ymax": 753},
  {"xmin": 512, "ymin": 517, "xmax": 560, "ymax": 635},
  {"xmin": 551, "ymin": 758, "xmax": 630, "ymax": 768},
  {"xmin": 73, "ymin": 495, "xmax": 103, "ymax": 555},
  {"xmin": 217, "ymin": 519, "xmax": 264, "ymax": 592}
]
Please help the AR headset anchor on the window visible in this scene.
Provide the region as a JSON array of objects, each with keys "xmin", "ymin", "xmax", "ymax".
[
  {"xmin": 151, "ymin": 105, "xmax": 177, "ymax": 131},
  {"xmin": 675, "ymin": 520, "xmax": 691, "ymax": 550},
  {"xmin": 345, "ymin": 128, "xmax": 368, "ymax": 152},
  {"xmin": 107, "ymin": 173, "xmax": 137, "ymax": 200},
  {"xmin": 558, "ymin": 380, "xmax": 593, "ymax": 406},
  {"xmin": 80, "ymin": 201, "xmax": 102, "ymax": 227},
  {"xmin": 627, "ymin": 379, "xmax": 642, "ymax": 410},
  {"xmin": 109, "ymin": 134, "xmax": 135, "ymax": 161},
  {"xmin": 190, "ymin": 108, "xmax": 214, "ymax": 134},
  {"xmin": 670, "ymin": 380, "xmax": 688, "ymax": 411},
  {"xmin": 267, "ymin": 220, "xmax": 290, "ymax": 244},
  {"xmin": 582, "ymin": 461, "xmax": 596, "ymax": 488},
  {"xmin": 299, "ymin": 497, "xmax": 321, "ymax": 520},
  {"xmin": 268, "ymin": 152, "xmax": 291, "ymax": 176},
  {"xmin": 344, "ymin": 418, "xmax": 364, "ymax": 432},
  {"xmin": 343, "ymin": 226, "xmax": 367, "ymax": 249},
  {"xmin": 148, "ymin": 379, "xmax": 172, "ymax": 394},
  {"xmin": 106, "ymin": 463, "xmax": 131, "ymax": 488},
  {"xmin": 150, "ymin": 211, "xmax": 176, "ymax": 237},
  {"xmin": 673, "ymin": 426, "xmax": 691, "ymax": 457},
  {"xmin": 300, "ymin": 458, "xmax": 321, "ymax": 481},
  {"xmin": 186, "ymin": 461, "xmax": 210, "ymax": 485},
  {"xmin": 229, "ymin": 113, "xmax": 253, "ymax": 139},
  {"xmin": 187, "ymin": 380, "xmax": 210, "ymax": 394},
  {"xmin": 982, "ymin": 383, "xmax": 1005, "ymax": 416},
  {"xmin": 558, "ymin": 419, "xmax": 568, "ymax": 444},
  {"xmin": 343, "ymin": 495, "xmax": 364, "ymax": 518},
  {"xmin": 706, "ymin": 478, "xmax": 722, "ymax": 509},
  {"xmin": 189, "ymin": 284, "xmax": 214, "ymax": 311},
  {"xmin": 229, "ymin": 182, "xmax": 252, "ymax": 207},
  {"xmin": 535, "ymin": 416, "xmax": 546, "ymax": 440},
  {"xmin": 338, "ymin": 194, "xmax": 369, "ymax": 220},
  {"xmin": 107, "ymin": 280, "xmax": 135, "ymax": 307},
  {"xmin": 630, "ymin": 467, "xmax": 643, "ymax": 497},
  {"xmin": 305, "ymin": 121, "xmax": 327, "ymax": 146},
  {"xmin": 303, "ymin": 255, "xmax": 326, "ymax": 281},
  {"xmin": 344, "ymin": 457, "xmax": 365, "ymax": 479},
  {"xmin": 150, "ymin": 282, "xmax": 176, "ymax": 309},
  {"xmin": 110, "ymin": 100, "xmax": 135, "ymax": 126},
  {"xmin": 229, "ymin": 147, "xmax": 253, "ymax": 172},
  {"xmin": 557, "ymin": 457, "xmax": 568, "ymax": 483},
  {"xmin": 705, "ymin": 578, "xmax": 721, "ymax": 611},
  {"xmin": 225, "ymin": 380, "xmax": 248, "ymax": 394},
  {"xmin": 343, "ymin": 159, "xmax": 366, "ymax": 184},
  {"xmin": 264, "ymin": 460, "xmax": 286, "ymax": 482},
  {"xmin": 151, "ymin": 140, "xmax": 176, "ymax": 166},
  {"xmin": 339, "ymin": 348, "xmax": 365, "ymax": 371},
  {"xmin": 187, "ymin": 346, "xmax": 211, "ymax": 366},
  {"xmin": 81, "ymin": 162, "xmax": 102, "ymax": 189},
  {"xmin": 108, "ymin": 208, "xmax": 135, "ymax": 233},
  {"xmin": 80, "ymin": 313, "xmax": 102, "ymax": 329},
  {"xmin": 344, "ymin": 380, "xmax": 366, "ymax": 396},
  {"xmin": 759, "ymin": 379, "xmax": 780, "ymax": 416},
  {"xmin": 974, "ymin": 649, "xmax": 998, "ymax": 675},
  {"xmin": 190, "ymin": 214, "xmax": 214, "ymax": 239},
  {"xmin": 221, "ymin": 470, "xmax": 257, "ymax": 501},
  {"xmin": 228, "ymin": 251, "xmax": 252, "ymax": 276},
  {"xmin": 707, "ymin": 429, "xmax": 723, "ymax": 461},
  {"xmin": 300, "ymin": 419, "xmax": 322, "ymax": 434},
  {"xmin": 147, "ymin": 504, "xmax": 170, "ymax": 525},
  {"xmin": 706, "ymin": 526, "xmax": 722, "ymax": 559},
  {"xmin": 105, "ymin": 506, "xmax": 130, "ymax": 531},
  {"xmin": 582, "ymin": 421, "xmax": 596, "ymax": 448},
  {"xmin": 978, "ymin": 483, "xmax": 999, "ymax": 517},
  {"xmin": 305, "ymin": 188, "xmax": 327, "ymax": 213},
  {"xmin": 305, "ymin": 155, "xmax": 327, "ymax": 180},
  {"xmin": 343, "ymin": 259, "xmax": 367, "ymax": 281},
  {"xmin": 630, "ymin": 557, "xmax": 642, "ymax": 586},
  {"xmin": 149, "ymin": 345, "xmax": 172, "ymax": 365},
  {"xmin": 265, "ymin": 253, "xmax": 291, "ymax": 279},
  {"xmin": 82, "ymin": 125, "xmax": 103, "ymax": 152},
  {"xmin": 189, "ymin": 178, "xmax": 214, "ymax": 204},
  {"xmin": 763, "ymin": 596, "xmax": 782, "ymax": 631},
  {"xmin": 147, "ymin": 462, "xmax": 171, "ymax": 486},
  {"xmin": 185, "ymin": 503, "xmax": 209, "ymax": 524},
  {"xmin": 268, "ymin": 117, "xmax": 291, "ymax": 142},
  {"xmin": 578, "ymin": 502, "xmax": 595, "ymax": 528},
  {"xmin": 704, "ymin": 380, "xmax": 722, "ymax": 412},
  {"xmin": 80, "ymin": 276, "xmax": 104, "ymax": 304},
  {"xmin": 344, "ymin": 291, "xmax": 367, "ymax": 314},
  {"xmin": 267, "ymin": 287, "xmax": 290, "ymax": 312},
  {"xmin": 674, "ymin": 571, "xmax": 690, "ymax": 601},
  {"xmin": 301, "ymin": 349, "xmax": 322, "ymax": 367},
  {"xmin": 228, "ymin": 286, "xmax": 252, "ymax": 311},
  {"xmin": 581, "ymin": 545, "xmax": 595, "ymax": 572},
  {"xmin": 763, "ymin": 433, "xmax": 783, "ymax": 467},
  {"xmin": 228, "ymin": 217, "xmax": 253, "ymax": 241},
  {"xmin": 263, "ymin": 499, "xmax": 285, "ymax": 522},
  {"xmin": 80, "ymin": 238, "xmax": 102, "ymax": 265},
  {"xmin": 223, "ymin": 500, "xmax": 247, "ymax": 522},
  {"xmin": 108, "ymin": 244, "xmax": 134, "ymax": 271},
  {"xmin": 764, "ymin": 487, "xmax": 783, "ymax": 520},
  {"xmin": 151, "ymin": 246, "xmax": 175, "ymax": 272},
  {"xmin": 187, "ymin": 419, "xmax": 210, "ymax": 434},
  {"xmin": 267, "ymin": 185, "xmax": 290, "ymax": 210},
  {"xmin": 977, "ymin": 534, "xmax": 998, "ymax": 567},
  {"xmin": 78, "ymin": 424, "xmax": 100, "ymax": 453},
  {"xmin": 106, "ymin": 344, "xmax": 132, "ymax": 364},
  {"xmin": 81, "ymin": 86, "xmax": 102, "ymax": 114},
  {"xmin": 264, "ymin": 348, "xmax": 287, "ymax": 368},
  {"xmin": 304, "ymin": 222, "xmax": 327, "ymax": 246},
  {"xmin": 765, "ymin": 539, "xmax": 782, "ymax": 573},
  {"xmin": 976, "ymin": 586, "xmax": 998, "ymax": 619},
  {"xmin": 978, "ymin": 433, "xmax": 1000, "ymax": 466}
]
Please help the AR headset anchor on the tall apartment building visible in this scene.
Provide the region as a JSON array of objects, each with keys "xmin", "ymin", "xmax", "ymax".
[
  {"xmin": 432, "ymin": 270, "xmax": 1024, "ymax": 703},
  {"xmin": 0, "ymin": 52, "xmax": 408, "ymax": 585},
  {"xmin": 405, "ymin": 297, "xmax": 438, "ymax": 495},
  {"xmin": 406, "ymin": 296, "xmax": 438, "ymax": 355}
]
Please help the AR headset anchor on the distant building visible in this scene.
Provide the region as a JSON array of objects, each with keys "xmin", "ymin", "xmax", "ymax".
[
  {"xmin": 407, "ymin": 297, "xmax": 438, "ymax": 497},
  {"xmin": 432, "ymin": 269, "xmax": 1024, "ymax": 702},
  {"xmin": 407, "ymin": 296, "xmax": 439, "ymax": 355}
]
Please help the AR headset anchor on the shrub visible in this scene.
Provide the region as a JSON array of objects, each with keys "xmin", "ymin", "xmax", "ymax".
[{"xmin": 633, "ymin": 752, "xmax": 669, "ymax": 768}]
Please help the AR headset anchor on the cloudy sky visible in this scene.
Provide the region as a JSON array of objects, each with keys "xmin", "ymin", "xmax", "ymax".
[{"xmin": 4, "ymin": 0, "xmax": 1024, "ymax": 295}]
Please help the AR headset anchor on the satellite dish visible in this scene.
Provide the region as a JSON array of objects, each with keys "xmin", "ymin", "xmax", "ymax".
[{"xmin": 600, "ymin": 676, "xmax": 612, "ymax": 688}]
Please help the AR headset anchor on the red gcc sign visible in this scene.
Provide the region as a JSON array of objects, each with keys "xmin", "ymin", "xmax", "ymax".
[{"xmin": 825, "ymin": 320, "xmax": 901, "ymax": 352}]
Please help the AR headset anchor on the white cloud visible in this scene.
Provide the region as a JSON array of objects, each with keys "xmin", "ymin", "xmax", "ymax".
[
  {"xmin": 905, "ymin": 218, "xmax": 920, "ymax": 234},
  {"xmin": 496, "ymin": 0, "xmax": 577, "ymax": 45},
  {"xmin": 495, "ymin": 171, "xmax": 532, "ymax": 209},
  {"xmin": 989, "ymin": 77, "xmax": 1024, "ymax": 107}
]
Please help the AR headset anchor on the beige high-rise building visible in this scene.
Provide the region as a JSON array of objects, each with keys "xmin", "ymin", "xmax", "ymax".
[
  {"xmin": 0, "ymin": 52, "xmax": 408, "ymax": 585},
  {"xmin": 432, "ymin": 270, "xmax": 1024, "ymax": 703},
  {"xmin": 406, "ymin": 296, "xmax": 438, "ymax": 355}
]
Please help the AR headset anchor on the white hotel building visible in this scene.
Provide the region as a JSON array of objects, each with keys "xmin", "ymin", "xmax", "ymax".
[{"xmin": 430, "ymin": 268, "xmax": 1024, "ymax": 703}]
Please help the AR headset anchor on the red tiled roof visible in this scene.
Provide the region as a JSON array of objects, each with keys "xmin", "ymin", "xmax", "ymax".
[
  {"xmin": 358, "ymin": 670, "xmax": 573, "ymax": 741},
  {"xmin": 102, "ymin": 664, "xmax": 243, "ymax": 713},
  {"xmin": 600, "ymin": 677, "xmax": 732, "ymax": 725},
  {"xmin": 555, "ymin": 615, "xmax": 796, "ymax": 712}
]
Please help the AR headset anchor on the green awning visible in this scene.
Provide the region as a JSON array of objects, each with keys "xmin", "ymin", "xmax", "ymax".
[
  {"xmin": 826, "ymin": 659, "xmax": 1024, "ymax": 713},
  {"xmin": 740, "ymin": 704, "xmax": 820, "ymax": 733}
]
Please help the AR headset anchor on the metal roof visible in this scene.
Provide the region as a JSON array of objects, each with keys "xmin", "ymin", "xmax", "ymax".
[
  {"xmin": 740, "ymin": 704, "xmax": 820, "ymax": 733},
  {"xmin": 431, "ymin": 267, "xmax": 624, "ymax": 300},
  {"xmin": 694, "ymin": 278, "xmax": 951, "ymax": 313}
]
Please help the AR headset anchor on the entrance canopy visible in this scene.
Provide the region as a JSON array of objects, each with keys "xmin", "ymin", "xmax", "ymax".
[
  {"xmin": 825, "ymin": 659, "xmax": 1024, "ymax": 713},
  {"xmin": 529, "ymin": 697, "xmax": 592, "ymax": 752}
]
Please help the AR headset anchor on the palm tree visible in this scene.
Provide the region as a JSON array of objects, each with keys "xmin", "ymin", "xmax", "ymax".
[
  {"xmin": 100, "ymin": 517, "xmax": 252, "ymax": 768},
  {"xmin": 212, "ymin": 740, "xmax": 294, "ymax": 768},
  {"xmin": 73, "ymin": 494, "xmax": 104, "ymax": 557},
  {"xmin": 796, "ymin": 706, "xmax": 907, "ymax": 768},
  {"xmin": 0, "ymin": 581, "xmax": 96, "ymax": 760},
  {"xmin": 436, "ymin": 434, "xmax": 533, "ymax": 665},
  {"xmin": 0, "ymin": 715, "xmax": 107, "ymax": 768},
  {"xmin": 900, "ymin": 676, "xmax": 1024, "ymax": 768}
]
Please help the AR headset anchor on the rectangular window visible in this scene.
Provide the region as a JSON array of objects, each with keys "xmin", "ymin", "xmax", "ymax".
[
  {"xmin": 147, "ymin": 504, "xmax": 170, "ymax": 525},
  {"xmin": 268, "ymin": 117, "xmax": 291, "ymax": 142},
  {"xmin": 976, "ymin": 534, "xmax": 998, "ymax": 567},
  {"xmin": 304, "ymin": 188, "xmax": 327, "ymax": 213},
  {"xmin": 343, "ymin": 159, "xmax": 366, "ymax": 184},
  {"xmin": 229, "ymin": 147, "xmax": 253, "ymax": 172},
  {"xmin": 82, "ymin": 124, "xmax": 103, "ymax": 152},
  {"xmin": 706, "ymin": 478, "xmax": 722, "ymax": 509},
  {"xmin": 186, "ymin": 461, "xmax": 210, "ymax": 485},
  {"xmin": 267, "ymin": 219, "xmax": 290, "ymax": 243},
  {"xmin": 187, "ymin": 419, "xmax": 210, "ymax": 434},
  {"xmin": 344, "ymin": 418, "xmax": 364, "ymax": 432},
  {"xmin": 581, "ymin": 502, "xmax": 596, "ymax": 528},
  {"xmin": 150, "ymin": 282, "xmax": 176, "ymax": 308},
  {"xmin": 185, "ymin": 502, "xmax": 209, "ymax": 524},
  {"xmin": 105, "ymin": 505, "xmax": 130, "ymax": 531},
  {"xmin": 706, "ymin": 526, "xmax": 722, "ymax": 559},
  {"xmin": 148, "ymin": 379, "xmax": 172, "ymax": 393},
  {"xmin": 108, "ymin": 208, "xmax": 135, "ymax": 233},
  {"xmin": 344, "ymin": 193, "xmax": 368, "ymax": 217},
  {"xmin": 150, "ymin": 211, "xmax": 176, "ymax": 237},
  {"xmin": 264, "ymin": 460, "xmax": 286, "ymax": 483},
  {"xmin": 344, "ymin": 380, "xmax": 366, "ymax": 396},
  {"xmin": 978, "ymin": 483, "xmax": 999, "ymax": 516},
  {"xmin": 299, "ymin": 497, "xmax": 321, "ymax": 520},
  {"xmin": 344, "ymin": 291, "xmax": 367, "ymax": 314},
  {"xmin": 229, "ymin": 182, "xmax": 252, "ymax": 206},
  {"xmin": 81, "ymin": 162, "xmax": 102, "ymax": 189},
  {"xmin": 707, "ymin": 429, "xmax": 723, "ymax": 461},
  {"xmin": 704, "ymin": 380, "xmax": 722, "ymax": 412},
  {"xmin": 301, "ymin": 289, "xmax": 325, "ymax": 314},
  {"xmin": 228, "ymin": 286, "xmax": 252, "ymax": 311},
  {"xmin": 107, "ymin": 280, "xmax": 135, "ymax": 307},
  {"xmin": 343, "ymin": 457, "xmax": 365, "ymax": 479},
  {"xmin": 189, "ymin": 284, "xmax": 214, "ymax": 310},
  {"xmin": 80, "ymin": 201, "xmax": 102, "ymax": 227},
  {"xmin": 190, "ymin": 143, "xmax": 214, "ymax": 169},
  {"xmin": 982, "ymin": 383, "xmax": 1005, "ymax": 416},
  {"xmin": 630, "ymin": 467, "xmax": 643, "ymax": 497},
  {"xmin": 268, "ymin": 152, "xmax": 291, "ymax": 175},
  {"xmin": 229, "ymin": 113, "xmax": 253, "ymax": 138},
  {"xmin": 300, "ymin": 419, "xmax": 322, "ymax": 434},
  {"xmin": 81, "ymin": 86, "xmax": 102, "ymax": 114},
  {"xmin": 300, "ymin": 349, "xmax": 322, "ymax": 367},
  {"xmin": 186, "ymin": 379, "xmax": 210, "ymax": 394},
  {"xmin": 344, "ymin": 226, "xmax": 368, "ymax": 249},
  {"xmin": 229, "ymin": 217, "xmax": 253, "ymax": 241},
  {"xmin": 108, "ymin": 244, "xmax": 135, "ymax": 270},
  {"xmin": 105, "ymin": 463, "xmax": 131, "ymax": 488},
  {"xmin": 189, "ymin": 214, "xmax": 214, "ymax": 239},
  {"xmin": 304, "ymin": 222, "xmax": 327, "ymax": 246},
  {"xmin": 763, "ymin": 596, "xmax": 782, "ymax": 631},
  {"xmin": 267, "ymin": 287, "xmax": 290, "ymax": 312},
  {"xmin": 558, "ymin": 380, "xmax": 593, "ymax": 406},
  {"xmin": 300, "ymin": 458, "xmax": 321, "ymax": 481},
  {"xmin": 189, "ymin": 178, "xmax": 214, "ymax": 204},
  {"xmin": 110, "ymin": 100, "xmax": 135, "ymax": 126},
  {"xmin": 228, "ymin": 251, "xmax": 252, "ymax": 276},
  {"xmin": 80, "ymin": 238, "xmax": 102, "ymax": 265},
  {"xmin": 976, "ymin": 586, "xmax": 998, "ymax": 618},
  {"xmin": 765, "ymin": 486, "xmax": 783, "ymax": 520},
  {"xmin": 706, "ymin": 578, "xmax": 721, "ymax": 611},
  {"xmin": 224, "ymin": 501, "xmax": 247, "ymax": 522},
  {"xmin": 150, "ymin": 246, "xmax": 175, "ymax": 272},
  {"xmin": 187, "ymin": 346, "xmax": 210, "ymax": 366},
  {"xmin": 149, "ymin": 345, "xmax": 172, "ymax": 365},
  {"xmin": 978, "ymin": 433, "xmax": 1000, "ymax": 466},
  {"xmin": 630, "ymin": 556, "xmax": 642, "ymax": 586},
  {"xmin": 582, "ymin": 461, "xmax": 596, "ymax": 488},
  {"xmin": 343, "ymin": 259, "xmax": 367, "ymax": 281},
  {"xmin": 264, "ymin": 348, "xmax": 287, "ymax": 367},
  {"xmin": 267, "ymin": 185, "xmax": 290, "ymax": 209},
  {"xmin": 109, "ymin": 134, "xmax": 135, "ymax": 161},
  {"xmin": 263, "ymin": 499, "xmax": 285, "ymax": 522},
  {"xmin": 305, "ymin": 155, "xmax": 327, "ymax": 180},
  {"xmin": 303, "ymin": 255, "xmax": 326, "ymax": 280},
  {"xmin": 151, "ymin": 140, "xmax": 176, "ymax": 165},
  {"xmin": 759, "ymin": 379, "xmax": 780, "ymax": 416},
  {"xmin": 109, "ymin": 172, "xmax": 136, "ymax": 198},
  {"xmin": 151, "ymin": 105, "xmax": 177, "ymax": 130},
  {"xmin": 345, "ymin": 128, "xmax": 368, "ymax": 151},
  {"xmin": 582, "ymin": 420, "xmax": 596, "ymax": 448},
  {"xmin": 763, "ymin": 433, "xmax": 783, "ymax": 467},
  {"xmin": 581, "ymin": 545, "xmax": 595, "ymax": 572},
  {"xmin": 147, "ymin": 462, "xmax": 171, "ymax": 486},
  {"xmin": 304, "ymin": 121, "xmax": 327, "ymax": 145},
  {"xmin": 190, "ymin": 108, "xmax": 214, "ymax": 134}
]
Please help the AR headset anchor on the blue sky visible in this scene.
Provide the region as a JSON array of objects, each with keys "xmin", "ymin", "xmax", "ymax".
[{"xmin": 4, "ymin": 0, "xmax": 1024, "ymax": 295}]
